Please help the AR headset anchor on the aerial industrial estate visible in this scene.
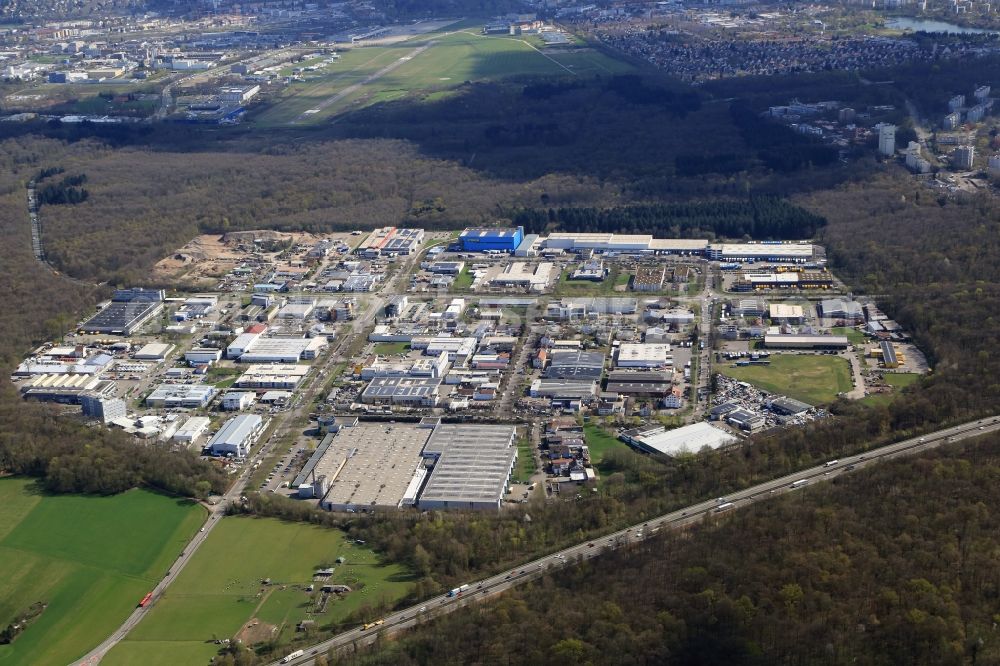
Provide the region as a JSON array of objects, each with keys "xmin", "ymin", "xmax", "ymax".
[
  {"xmin": 5, "ymin": 0, "xmax": 1000, "ymax": 664},
  {"xmin": 11, "ymin": 222, "xmax": 926, "ymax": 519}
]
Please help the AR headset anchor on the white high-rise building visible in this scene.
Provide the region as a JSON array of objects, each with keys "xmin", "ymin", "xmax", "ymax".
[
  {"xmin": 878, "ymin": 124, "xmax": 896, "ymax": 156},
  {"xmin": 904, "ymin": 142, "xmax": 931, "ymax": 174}
]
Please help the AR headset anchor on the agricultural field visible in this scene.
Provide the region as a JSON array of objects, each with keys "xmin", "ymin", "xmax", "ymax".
[
  {"xmin": 105, "ymin": 517, "xmax": 414, "ymax": 666},
  {"xmin": 0, "ymin": 478, "xmax": 205, "ymax": 666},
  {"xmin": 719, "ymin": 353, "xmax": 853, "ymax": 405},
  {"xmin": 253, "ymin": 26, "xmax": 634, "ymax": 127}
]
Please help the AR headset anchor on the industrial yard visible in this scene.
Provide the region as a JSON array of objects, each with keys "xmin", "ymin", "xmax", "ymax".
[{"xmin": 9, "ymin": 223, "xmax": 930, "ymax": 517}]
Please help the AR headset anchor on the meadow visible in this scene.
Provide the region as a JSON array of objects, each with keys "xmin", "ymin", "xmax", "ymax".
[
  {"xmin": 0, "ymin": 478, "xmax": 205, "ymax": 666},
  {"xmin": 719, "ymin": 353, "xmax": 853, "ymax": 405},
  {"xmin": 105, "ymin": 516, "xmax": 414, "ymax": 666}
]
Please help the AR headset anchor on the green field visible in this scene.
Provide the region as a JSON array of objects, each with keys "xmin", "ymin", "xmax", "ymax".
[
  {"xmin": 452, "ymin": 266, "xmax": 475, "ymax": 291},
  {"xmin": 831, "ymin": 326, "xmax": 867, "ymax": 345},
  {"xmin": 512, "ymin": 438, "xmax": 536, "ymax": 484},
  {"xmin": 106, "ymin": 517, "xmax": 414, "ymax": 665},
  {"xmin": 584, "ymin": 425, "xmax": 631, "ymax": 466},
  {"xmin": 373, "ymin": 341, "xmax": 410, "ymax": 355},
  {"xmin": 719, "ymin": 354, "xmax": 853, "ymax": 405},
  {"xmin": 884, "ymin": 372, "xmax": 920, "ymax": 388},
  {"xmin": 0, "ymin": 478, "xmax": 205, "ymax": 666},
  {"xmin": 254, "ymin": 27, "xmax": 633, "ymax": 126}
]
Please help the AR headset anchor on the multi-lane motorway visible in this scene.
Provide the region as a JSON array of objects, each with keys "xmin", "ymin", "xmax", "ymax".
[{"xmin": 270, "ymin": 415, "xmax": 1000, "ymax": 666}]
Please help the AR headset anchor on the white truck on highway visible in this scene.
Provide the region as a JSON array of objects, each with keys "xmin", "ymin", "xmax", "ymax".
[
  {"xmin": 281, "ymin": 649, "xmax": 304, "ymax": 663},
  {"xmin": 447, "ymin": 584, "xmax": 470, "ymax": 597}
]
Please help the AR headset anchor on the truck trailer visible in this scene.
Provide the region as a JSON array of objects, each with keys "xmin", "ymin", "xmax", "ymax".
[{"xmin": 447, "ymin": 584, "xmax": 470, "ymax": 597}]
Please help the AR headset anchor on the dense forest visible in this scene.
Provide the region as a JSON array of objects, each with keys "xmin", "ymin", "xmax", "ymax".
[
  {"xmin": 329, "ymin": 76, "xmax": 755, "ymax": 187},
  {"xmin": 33, "ymin": 136, "xmax": 614, "ymax": 284},
  {"xmin": 331, "ymin": 435, "xmax": 1000, "ymax": 666},
  {"xmin": 0, "ymin": 383, "xmax": 227, "ymax": 497},
  {"xmin": 730, "ymin": 102, "xmax": 840, "ymax": 173},
  {"xmin": 510, "ymin": 197, "xmax": 826, "ymax": 240},
  {"xmin": 36, "ymin": 173, "xmax": 89, "ymax": 206},
  {"xmin": 0, "ymin": 138, "xmax": 231, "ymax": 500}
]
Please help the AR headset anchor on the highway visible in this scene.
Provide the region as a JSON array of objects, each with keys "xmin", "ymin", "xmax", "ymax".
[{"xmin": 269, "ymin": 415, "xmax": 1000, "ymax": 666}]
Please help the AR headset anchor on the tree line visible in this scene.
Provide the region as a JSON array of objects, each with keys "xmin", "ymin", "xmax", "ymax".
[{"xmin": 509, "ymin": 196, "xmax": 827, "ymax": 240}]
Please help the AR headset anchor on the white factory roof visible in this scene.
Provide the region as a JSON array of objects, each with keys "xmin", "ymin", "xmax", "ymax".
[
  {"xmin": 173, "ymin": 416, "xmax": 211, "ymax": 441},
  {"xmin": 207, "ymin": 414, "xmax": 263, "ymax": 448},
  {"xmin": 769, "ymin": 303, "xmax": 804, "ymax": 319},
  {"xmin": 648, "ymin": 238, "xmax": 710, "ymax": 251},
  {"xmin": 238, "ymin": 337, "xmax": 311, "ymax": 361},
  {"xmin": 616, "ymin": 343, "xmax": 670, "ymax": 365},
  {"xmin": 134, "ymin": 342, "xmax": 174, "ymax": 359},
  {"xmin": 713, "ymin": 243, "xmax": 814, "ymax": 257},
  {"xmin": 631, "ymin": 422, "xmax": 737, "ymax": 456}
]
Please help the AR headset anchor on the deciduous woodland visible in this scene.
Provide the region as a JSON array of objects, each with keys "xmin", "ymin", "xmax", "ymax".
[{"xmin": 0, "ymin": 53, "xmax": 998, "ymax": 666}]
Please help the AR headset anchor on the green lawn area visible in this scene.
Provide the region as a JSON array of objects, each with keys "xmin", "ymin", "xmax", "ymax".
[
  {"xmin": 452, "ymin": 266, "xmax": 474, "ymax": 291},
  {"xmin": 373, "ymin": 341, "xmax": 410, "ymax": 355},
  {"xmin": 584, "ymin": 425, "xmax": 630, "ymax": 466},
  {"xmin": 884, "ymin": 372, "xmax": 920, "ymax": 388},
  {"xmin": 719, "ymin": 354, "xmax": 853, "ymax": 405},
  {"xmin": 0, "ymin": 478, "xmax": 205, "ymax": 666},
  {"xmin": 255, "ymin": 26, "xmax": 633, "ymax": 126},
  {"xmin": 555, "ymin": 267, "xmax": 629, "ymax": 296},
  {"xmin": 831, "ymin": 326, "xmax": 867, "ymax": 345},
  {"xmin": 512, "ymin": 438, "xmax": 536, "ymax": 483},
  {"xmin": 106, "ymin": 517, "xmax": 414, "ymax": 665}
]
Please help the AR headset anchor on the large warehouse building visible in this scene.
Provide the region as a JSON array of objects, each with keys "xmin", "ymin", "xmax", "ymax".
[
  {"xmin": 622, "ymin": 422, "xmax": 737, "ymax": 456},
  {"xmin": 418, "ymin": 424, "xmax": 518, "ymax": 511},
  {"xmin": 234, "ymin": 364, "xmax": 310, "ymax": 390},
  {"xmin": 764, "ymin": 334, "xmax": 849, "ymax": 350},
  {"xmin": 615, "ymin": 343, "xmax": 671, "ymax": 368},
  {"xmin": 358, "ymin": 227, "xmax": 424, "ymax": 257},
  {"xmin": 545, "ymin": 349, "xmax": 605, "ymax": 380},
  {"xmin": 81, "ymin": 288, "xmax": 165, "ymax": 336},
  {"xmin": 315, "ymin": 423, "xmax": 430, "ymax": 512},
  {"xmin": 459, "ymin": 227, "xmax": 525, "ymax": 253},
  {"xmin": 206, "ymin": 414, "xmax": 264, "ymax": 458},
  {"xmin": 707, "ymin": 243, "xmax": 814, "ymax": 263},
  {"xmin": 237, "ymin": 337, "xmax": 313, "ymax": 364}
]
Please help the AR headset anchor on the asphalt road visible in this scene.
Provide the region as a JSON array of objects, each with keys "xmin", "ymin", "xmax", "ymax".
[
  {"xmin": 270, "ymin": 415, "xmax": 1000, "ymax": 666},
  {"xmin": 73, "ymin": 239, "xmax": 426, "ymax": 665}
]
